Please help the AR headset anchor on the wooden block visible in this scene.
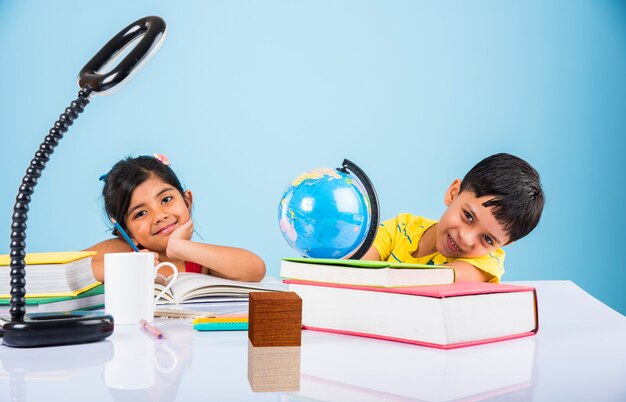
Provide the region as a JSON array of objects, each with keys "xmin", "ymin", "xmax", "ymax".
[
  {"xmin": 248, "ymin": 291, "xmax": 302, "ymax": 347},
  {"xmin": 247, "ymin": 340, "xmax": 301, "ymax": 392}
]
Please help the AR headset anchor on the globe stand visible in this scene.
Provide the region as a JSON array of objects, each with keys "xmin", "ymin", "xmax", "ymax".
[
  {"xmin": 1, "ymin": 16, "xmax": 166, "ymax": 348},
  {"xmin": 337, "ymin": 159, "xmax": 380, "ymax": 260}
]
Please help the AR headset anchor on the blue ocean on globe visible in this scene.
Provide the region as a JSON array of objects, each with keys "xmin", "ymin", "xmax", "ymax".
[{"xmin": 278, "ymin": 167, "xmax": 371, "ymax": 259}]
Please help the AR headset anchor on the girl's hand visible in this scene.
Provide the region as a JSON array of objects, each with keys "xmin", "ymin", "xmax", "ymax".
[
  {"xmin": 171, "ymin": 219, "xmax": 194, "ymax": 241},
  {"xmin": 166, "ymin": 220, "xmax": 194, "ymax": 259},
  {"xmin": 139, "ymin": 249, "xmax": 160, "ymax": 266}
]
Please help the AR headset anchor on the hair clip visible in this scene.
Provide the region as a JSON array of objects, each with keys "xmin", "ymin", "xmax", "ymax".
[
  {"xmin": 99, "ymin": 173, "xmax": 108, "ymax": 182},
  {"xmin": 153, "ymin": 153, "xmax": 171, "ymax": 166}
]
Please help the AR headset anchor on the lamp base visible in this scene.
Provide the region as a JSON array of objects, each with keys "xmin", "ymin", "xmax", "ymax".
[{"xmin": 1, "ymin": 311, "xmax": 114, "ymax": 348}]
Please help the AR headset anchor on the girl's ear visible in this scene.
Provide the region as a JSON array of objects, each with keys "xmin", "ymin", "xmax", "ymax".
[
  {"xmin": 444, "ymin": 179, "xmax": 462, "ymax": 207},
  {"xmin": 183, "ymin": 190, "xmax": 193, "ymax": 210}
]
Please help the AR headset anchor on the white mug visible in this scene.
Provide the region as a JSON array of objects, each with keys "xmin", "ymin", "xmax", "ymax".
[{"xmin": 104, "ymin": 252, "xmax": 178, "ymax": 325}]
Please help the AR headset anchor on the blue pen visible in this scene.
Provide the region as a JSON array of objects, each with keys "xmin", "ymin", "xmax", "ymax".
[{"xmin": 110, "ymin": 218, "xmax": 140, "ymax": 252}]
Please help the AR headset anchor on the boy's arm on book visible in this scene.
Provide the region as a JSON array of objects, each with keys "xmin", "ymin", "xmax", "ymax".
[
  {"xmin": 360, "ymin": 246, "xmax": 382, "ymax": 261},
  {"xmin": 445, "ymin": 260, "xmax": 491, "ymax": 282},
  {"xmin": 84, "ymin": 238, "xmax": 135, "ymax": 282},
  {"xmin": 166, "ymin": 238, "xmax": 266, "ymax": 282}
]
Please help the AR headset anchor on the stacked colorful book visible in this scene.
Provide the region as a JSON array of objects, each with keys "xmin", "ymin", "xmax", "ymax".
[
  {"xmin": 0, "ymin": 251, "xmax": 104, "ymax": 314},
  {"xmin": 280, "ymin": 258, "xmax": 538, "ymax": 349}
]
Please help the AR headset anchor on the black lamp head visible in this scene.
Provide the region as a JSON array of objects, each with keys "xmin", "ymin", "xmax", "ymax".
[
  {"xmin": 79, "ymin": 16, "xmax": 166, "ymax": 95},
  {"xmin": 2, "ymin": 16, "xmax": 166, "ymax": 348}
]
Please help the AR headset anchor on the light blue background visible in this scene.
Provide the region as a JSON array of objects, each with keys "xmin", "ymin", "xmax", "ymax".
[{"xmin": 1, "ymin": 1, "xmax": 624, "ymax": 314}]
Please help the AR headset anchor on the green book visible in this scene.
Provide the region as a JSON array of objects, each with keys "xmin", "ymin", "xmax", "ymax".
[
  {"xmin": 0, "ymin": 284, "xmax": 104, "ymax": 313},
  {"xmin": 280, "ymin": 258, "xmax": 455, "ymax": 287}
]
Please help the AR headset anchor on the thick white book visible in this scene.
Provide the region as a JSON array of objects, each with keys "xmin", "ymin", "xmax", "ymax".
[
  {"xmin": 286, "ymin": 280, "xmax": 538, "ymax": 349},
  {"xmin": 281, "ymin": 258, "xmax": 455, "ymax": 287}
]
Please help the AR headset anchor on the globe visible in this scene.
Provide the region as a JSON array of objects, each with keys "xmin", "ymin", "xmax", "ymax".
[{"xmin": 278, "ymin": 161, "xmax": 378, "ymax": 259}]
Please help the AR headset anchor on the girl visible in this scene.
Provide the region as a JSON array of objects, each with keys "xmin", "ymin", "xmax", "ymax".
[{"xmin": 86, "ymin": 154, "xmax": 266, "ymax": 283}]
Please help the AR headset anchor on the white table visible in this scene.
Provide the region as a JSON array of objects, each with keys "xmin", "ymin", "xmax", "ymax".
[{"xmin": 1, "ymin": 280, "xmax": 625, "ymax": 401}]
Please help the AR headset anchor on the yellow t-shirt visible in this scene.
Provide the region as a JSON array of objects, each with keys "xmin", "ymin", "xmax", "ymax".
[{"xmin": 372, "ymin": 213, "xmax": 505, "ymax": 283}]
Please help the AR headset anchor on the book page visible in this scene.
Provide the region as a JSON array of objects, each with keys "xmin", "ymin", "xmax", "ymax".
[
  {"xmin": 154, "ymin": 273, "xmax": 176, "ymax": 303},
  {"xmin": 168, "ymin": 273, "xmax": 285, "ymax": 304},
  {"xmin": 155, "ymin": 272, "xmax": 176, "ymax": 287}
]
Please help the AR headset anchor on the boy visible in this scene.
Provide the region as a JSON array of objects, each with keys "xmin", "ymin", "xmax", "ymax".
[{"xmin": 362, "ymin": 153, "xmax": 544, "ymax": 283}]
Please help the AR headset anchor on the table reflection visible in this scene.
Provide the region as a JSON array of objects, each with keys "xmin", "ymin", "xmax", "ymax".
[
  {"xmin": 289, "ymin": 332, "xmax": 537, "ymax": 401},
  {"xmin": 0, "ymin": 339, "xmax": 113, "ymax": 402},
  {"xmin": 105, "ymin": 321, "xmax": 194, "ymax": 402},
  {"xmin": 248, "ymin": 340, "xmax": 301, "ymax": 392}
]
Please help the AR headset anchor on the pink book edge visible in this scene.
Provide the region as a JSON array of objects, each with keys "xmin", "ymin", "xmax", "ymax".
[
  {"xmin": 284, "ymin": 279, "xmax": 536, "ymax": 297},
  {"xmin": 302, "ymin": 325, "xmax": 537, "ymax": 349}
]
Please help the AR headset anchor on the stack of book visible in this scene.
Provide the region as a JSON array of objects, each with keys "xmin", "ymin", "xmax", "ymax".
[
  {"xmin": 280, "ymin": 257, "xmax": 538, "ymax": 349},
  {"xmin": 0, "ymin": 251, "xmax": 103, "ymax": 314}
]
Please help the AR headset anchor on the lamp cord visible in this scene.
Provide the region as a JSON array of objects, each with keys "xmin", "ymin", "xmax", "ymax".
[{"xmin": 9, "ymin": 88, "xmax": 93, "ymax": 322}]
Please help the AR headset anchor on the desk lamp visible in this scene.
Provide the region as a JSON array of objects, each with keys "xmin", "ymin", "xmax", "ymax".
[{"xmin": 1, "ymin": 16, "xmax": 167, "ymax": 347}]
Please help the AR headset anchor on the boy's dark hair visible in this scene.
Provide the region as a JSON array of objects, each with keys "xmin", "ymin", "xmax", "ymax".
[
  {"xmin": 459, "ymin": 153, "xmax": 544, "ymax": 243},
  {"xmin": 102, "ymin": 155, "xmax": 185, "ymax": 236}
]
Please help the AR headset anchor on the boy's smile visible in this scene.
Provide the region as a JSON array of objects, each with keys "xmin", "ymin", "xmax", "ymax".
[
  {"xmin": 124, "ymin": 175, "xmax": 192, "ymax": 251},
  {"xmin": 436, "ymin": 179, "xmax": 509, "ymax": 259},
  {"xmin": 446, "ymin": 233, "xmax": 463, "ymax": 253}
]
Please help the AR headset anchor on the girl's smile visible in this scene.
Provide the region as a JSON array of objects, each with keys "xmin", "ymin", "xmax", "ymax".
[{"xmin": 154, "ymin": 222, "xmax": 178, "ymax": 236}]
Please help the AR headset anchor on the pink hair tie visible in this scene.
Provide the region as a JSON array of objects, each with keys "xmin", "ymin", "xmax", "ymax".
[{"xmin": 153, "ymin": 153, "xmax": 171, "ymax": 166}]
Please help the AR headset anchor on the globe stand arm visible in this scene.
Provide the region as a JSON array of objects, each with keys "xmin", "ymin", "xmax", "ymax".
[{"xmin": 337, "ymin": 159, "xmax": 380, "ymax": 260}]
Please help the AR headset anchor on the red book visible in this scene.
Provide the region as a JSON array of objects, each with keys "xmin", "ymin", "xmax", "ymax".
[{"xmin": 285, "ymin": 280, "xmax": 538, "ymax": 349}]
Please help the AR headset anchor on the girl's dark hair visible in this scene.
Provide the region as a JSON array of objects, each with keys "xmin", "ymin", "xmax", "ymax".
[
  {"xmin": 102, "ymin": 155, "xmax": 185, "ymax": 236},
  {"xmin": 459, "ymin": 153, "xmax": 544, "ymax": 243}
]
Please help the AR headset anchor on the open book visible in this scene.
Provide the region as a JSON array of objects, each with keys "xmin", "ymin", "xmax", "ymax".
[{"xmin": 154, "ymin": 272, "xmax": 285, "ymax": 304}]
